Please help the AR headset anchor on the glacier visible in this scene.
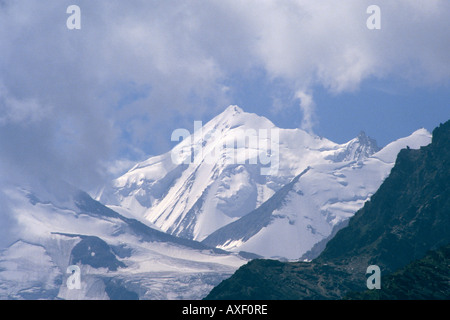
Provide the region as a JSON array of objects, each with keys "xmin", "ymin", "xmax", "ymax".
[
  {"xmin": 0, "ymin": 183, "xmax": 247, "ymax": 300},
  {"xmin": 98, "ymin": 106, "xmax": 432, "ymax": 260},
  {"xmin": 0, "ymin": 105, "xmax": 433, "ymax": 299}
]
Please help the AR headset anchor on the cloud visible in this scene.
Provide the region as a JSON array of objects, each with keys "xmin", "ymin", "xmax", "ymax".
[
  {"xmin": 244, "ymin": 0, "xmax": 450, "ymax": 90},
  {"xmin": 0, "ymin": 189, "xmax": 17, "ymax": 249},
  {"xmin": 0, "ymin": 84, "xmax": 51, "ymax": 125},
  {"xmin": 0, "ymin": 0, "xmax": 449, "ymax": 195},
  {"xmin": 295, "ymin": 90, "xmax": 315, "ymax": 133}
]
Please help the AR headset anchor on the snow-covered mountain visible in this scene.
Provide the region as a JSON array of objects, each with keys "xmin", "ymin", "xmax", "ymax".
[
  {"xmin": 202, "ymin": 128, "xmax": 431, "ymax": 259},
  {"xmin": 0, "ymin": 181, "xmax": 247, "ymax": 300},
  {"xmin": 97, "ymin": 106, "xmax": 363, "ymax": 240},
  {"xmin": 0, "ymin": 105, "xmax": 433, "ymax": 300},
  {"xmin": 97, "ymin": 105, "xmax": 432, "ymax": 259}
]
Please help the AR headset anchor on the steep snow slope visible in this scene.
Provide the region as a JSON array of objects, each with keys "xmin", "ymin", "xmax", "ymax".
[
  {"xmin": 98, "ymin": 106, "xmax": 431, "ymax": 259},
  {"xmin": 203, "ymin": 128, "xmax": 432, "ymax": 259},
  {"xmin": 0, "ymin": 183, "xmax": 246, "ymax": 300},
  {"xmin": 97, "ymin": 106, "xmax": 380, "ymax": 242}
]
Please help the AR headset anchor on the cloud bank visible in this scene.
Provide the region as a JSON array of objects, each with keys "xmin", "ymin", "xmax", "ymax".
[{"xmin": 0, "ymin": 0, "xmax": 449, "ymax": 193}]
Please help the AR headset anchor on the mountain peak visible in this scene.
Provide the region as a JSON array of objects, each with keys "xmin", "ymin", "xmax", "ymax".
[
  {"xmin": 410, "ymin": 128, "xmax": 431, "ymax": 138},
  {"xmin": 356, "ymin": 131, "xmax": 379, "ymax": 150},
  {"xmin": 327, "ymin": 131, "xmax": 380, "ymax": 162},
  {"xmin": 223, "ymin": 105, "xmax": 244, "ymax": 115},
  {"xmin": 357, "ymin": 130, "xmax": 367, "ymax": 139},
  {"xmin": 212, "ymin": 105, "xmax": 245, "ymax": 124},
  {"xmin": 205, "ymin": 105, "xmax": 275, "ymax": 133}
]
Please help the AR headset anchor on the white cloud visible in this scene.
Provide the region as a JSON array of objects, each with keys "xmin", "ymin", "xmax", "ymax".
[
  {"xmin": 0, "ymin": 84, "xmax": 51, "ymax": 125},
  {"xmin": 295, "ymin": 90, "xmax": 315, "ymax": 133},
  {"xmin": 244, "ymin": 0, "xmax": 450, "ymax": 90},
  {"xmin": 0, "ymin": 0, "xmax": 449, "ymax": 190}
]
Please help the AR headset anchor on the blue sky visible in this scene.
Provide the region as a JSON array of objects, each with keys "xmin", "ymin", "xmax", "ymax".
[
  {"xmin": 222, "ymin": 69, "xmax": 450, "ymax": 146},
  {"xmin": 0, "ymin": 0, "xmax": 449, "ymax": 190}
]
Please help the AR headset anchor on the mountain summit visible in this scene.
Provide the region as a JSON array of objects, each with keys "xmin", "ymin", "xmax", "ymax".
[
  {"xmin": 98, "ymin": 106, "xmax": 431, "ymax": 259},
  {"xmin": 328, "ymin": 131, "xmax": 381, "ymax": 162},
  {"xmin": 97, "ymin": 106, "xmax": 338, "ymax": 241}
]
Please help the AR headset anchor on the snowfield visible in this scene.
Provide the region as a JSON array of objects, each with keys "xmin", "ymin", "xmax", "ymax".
[
  {"xmin": 98, "ymin": 106, "xmax": 431, "ymax": 260},
  {"xmin": 0, "ymin": 185, "xmax": 247, "ymax": 300},
  {"xmin": 0, "ymin": 106, "xmax": 432, "ymax": 299}
]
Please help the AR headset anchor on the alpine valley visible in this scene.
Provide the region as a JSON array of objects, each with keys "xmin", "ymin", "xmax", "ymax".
[{"xmin": 0, "ymin": 106, "xmax": 437, "ymax": 300}]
